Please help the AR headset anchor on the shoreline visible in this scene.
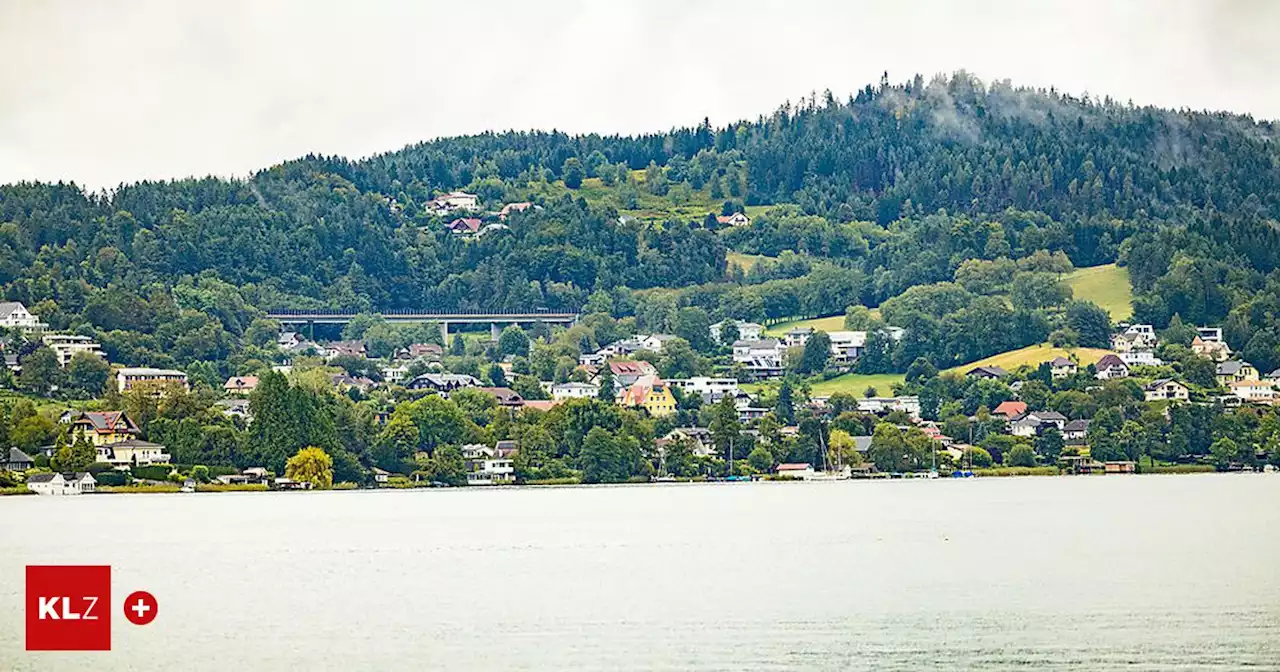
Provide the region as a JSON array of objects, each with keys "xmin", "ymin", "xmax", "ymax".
[{"xmin": 3, "ymin": 465, "xmax": 1254, "ymax": 496}]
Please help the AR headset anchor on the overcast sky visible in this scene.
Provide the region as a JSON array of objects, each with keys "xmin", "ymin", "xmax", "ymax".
[{"xmin": 1, "ymin": 0, "xmax": 1277, "ymax": 190}]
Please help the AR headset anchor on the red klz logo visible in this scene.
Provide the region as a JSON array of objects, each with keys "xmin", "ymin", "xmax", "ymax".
[{"xmin": 26, "ymin": 565, "xmax": 112, "ymax": 651}]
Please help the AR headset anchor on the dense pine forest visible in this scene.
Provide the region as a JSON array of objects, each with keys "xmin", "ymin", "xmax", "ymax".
[{"xmin": 2, "ymin": 72, "xmax": 1280, "ymax": 376}]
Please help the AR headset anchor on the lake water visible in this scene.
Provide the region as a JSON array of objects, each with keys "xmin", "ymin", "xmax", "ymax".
[{"xmin": 2, "ymin": 474, "xmax": 1278, "ymax": 670}]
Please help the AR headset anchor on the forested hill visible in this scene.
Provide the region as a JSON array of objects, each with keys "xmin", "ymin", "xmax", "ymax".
[
  {"xmin": 366, "ymin": 73, "xmax": 1280, "ymax": 223},
  {"xmin": 2, "ymin": 72, "xmax": 1280, "ymax": 374}
]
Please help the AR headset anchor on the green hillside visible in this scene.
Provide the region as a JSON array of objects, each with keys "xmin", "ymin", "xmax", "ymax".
[
  {"xmin": 1065, "ymin": 264, "xmax": 1133, "ymax": 322},
  {"xmin": 764, "ymin": 315, "xmax": 849, "ymax": 337},
  {"xmin": 941, "ymin": 343, "xmax": 1112, "ymax": 375}
]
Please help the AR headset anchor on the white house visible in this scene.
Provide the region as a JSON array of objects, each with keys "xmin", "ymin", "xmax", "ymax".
[
  {"xmin": 0, "ymin": 302, "xmax": 47, "ymax": 332},
  {"xmin": 427, "ymin": 191, "xmax": 479, "ymax": 213},
  {"xmin": 1196, "ymin": 327, "xmax": 1223, "ymax": 342},
  {"xmin": 1049, "ymin": 356, "xmax": 1077, "ymax": 379},
  {"xmin": 827, "ymin": 331, "xmax": 867, "ymax": 366},
  {"xmin": 1228, "ymin": 380, "xmax": 1277, "ymax": 405},
  {"xmin": 635, "ymin": 334, "xmax": 679, "ymax": 352},
  {"xmin": 98, "ymin": 439, "xmax": 171, "ymax": 469},
  {"xmin": 733, "ymin": 339, "xmax": 787, "ymax": 379},
  {"xmin": 26, "ymin": 472, "xmax": 96, "ymax": 495},
  {"xmin": 42, "ymin": 334, "xmax": 104, "ymax": 367},
  {"xmin": 737, "ymin": 337, "xmax": 783, "ymax": 358},
  {"xmin": 666, "ymin": 377, "xmax": 740, "ymax": 404},
  {"xmin": 466, "ymin": 459, "xmax": 515, "ymax": 485},
  {"xmin": 715, "ymin": 212, "xmax": 751, "ymax": 227},
  {"xmin": 1095, "ymin": 354, "xmax": 1130, "ymax": 380},
  {"xmin": 1144, "ymin": 379, "xmax": 1189, "ymax": 402},
  {"xmin": 1009, "ymin": 411, "xmax": 1068, "ymax": 437},
  {"xmin": 551, "ymin": 381, "xmax": 600, "ymax": 400},
  {"xmin": 661, "ymin": 427, "xmax": 717, "ymax": 457},
  {"xmin": 1119, "ymin": 351, "xmax": 1163, "ymax": 367},
  {"xmin": 774, "ymin": 463, "xmax": 815, "ymax": 480},
  {"xmin": 710, "ymin": 320, "xmax": 763, "ymax": 344},
  {"xmin": 855, "ymin": 396, "xmax": 921, "ymax": 419},
  {"xmin": 116, "ymin": 367, "xmax": 189, "ymax": 395},
  {"xmin": 782, "ymin": 328, "xmax": 813, "ymax": 349},
  {"xmin": 381, "ymin": 364, "xmax": 411, "ymax": 384}
]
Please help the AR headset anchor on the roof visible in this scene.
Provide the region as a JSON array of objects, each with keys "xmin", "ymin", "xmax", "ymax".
[
  {"xmin": 224, "ymin": 376, "xmax": 259, "ymax": 389},
  {"xmin": 732, "ymin": 338, "xmax": 781, "ymax": 349},
  {"xmin": 1216, "ymin": 360, "xmax": 1249, "ymax": 375},
  {"xmin": 106, "ymin": 439, "xmax": 166, "ymax": 449},
  {"xmin": 993, "ymin": 400, "xmax": 1027, "ymax": 417},
  {"xmin": 0, "ymin": 301, "xmax": 27, "ymax": 318},
  {"xmin": 1050, "ymin": 357, "xmax": 1075, "ymax": 367},
  {"xmin": 967, "ymin": 365, "xmax": 1008, "ymax": 378},
  {"xmin": 609, "ymin": 360, "xmax": 656, "ymax": 376},
  {"xmin": 117, "ymin": 367, "xmax": 187, "ymax": 377},
  {"xmin": 72, "ymin": 411, "xmax": 139, "ymax": 435},
  {"xmin": 498, "ymin": 202, "xmax": 532, "ymax": 215},
  {"xmin": 776, "ymin": 463, "xmax": 812, "ymax": 471},
  {"xmin": 521, "ymin": 400, "xmax": 561, "ymax": 412},
  {"xmin": 1096, "ymin": 354, "xmax": 1128, "ymax": 369},
  {"xmin": 408, "ymin": 373, "xmax": 480, "ymax": 389},
  {"xmin": 1228, "ymin": 379, "xmax": 1272, "ymax": 388},
  {"xmin": 448, "ymin": 217, "xmax": 483, "ymax": 233},
  {"xmin": 477, "ymin": 387, "xmax": 523, "ymax": 404},
  {"xmin": 553, "ymin": 381, "xmax": 597, "ymax": 389},
  {"xmin": 1030, "ymin": 411, "xmax": 1067, "ymax": 422},
  {"xmin": 7, "ymin": 447, "xmax": 33, "ymax": 464},
  {"xmin": 27, "ymin": 472, "xmax": 59, "ymax": 483},
  {"xmin": 1063, "ymin": 419, "xmax": 1091, "ymax": 432},
  {"xmin": 1145, "ymin": 378, "xmax": 1185, "ymax": 390}
]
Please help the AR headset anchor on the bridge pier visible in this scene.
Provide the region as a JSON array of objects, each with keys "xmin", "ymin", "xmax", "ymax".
[
  {"xmin": 491, "ymin": 323, "xmax": 501, "ymax": 341},
  {"xmin": 440, "ymin": 321, "xmax": 449, "ymax": 346}
]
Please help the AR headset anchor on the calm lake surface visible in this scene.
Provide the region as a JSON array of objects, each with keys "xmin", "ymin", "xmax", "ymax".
[{"xmin": 2, "ymin": 474, "xmax": 1278, "ymax": 670}]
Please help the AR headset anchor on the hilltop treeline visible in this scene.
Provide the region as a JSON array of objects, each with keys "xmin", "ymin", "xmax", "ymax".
[{"xmin": 2, "ymin": 72, "xmax": 1280, "ymax": 373}]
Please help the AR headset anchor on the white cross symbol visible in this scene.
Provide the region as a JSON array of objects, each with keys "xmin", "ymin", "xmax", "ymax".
[{"xmin": 131, "ymin": 598, "xmax": 151, "ymax": 619}]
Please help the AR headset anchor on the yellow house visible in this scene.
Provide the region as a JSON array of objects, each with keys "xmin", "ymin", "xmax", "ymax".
[
  {"xmin": 68, "ymin": 411, "xmax": 141, "ymax": 447},
  {"xmin": 618, "ymin": 375, "xmax": 678, "ymax": 417},
  {"xmin": 1216, "ymin": 360, "xmax": 1259, "ymax": 386}
]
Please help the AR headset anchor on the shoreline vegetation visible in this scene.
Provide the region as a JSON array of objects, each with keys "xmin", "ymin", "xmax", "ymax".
[{"xmin": 1, "ymin": 464, "xmax": 1231, "ymax": 495}]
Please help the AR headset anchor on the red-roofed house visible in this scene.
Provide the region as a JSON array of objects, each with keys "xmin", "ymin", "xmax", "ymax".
[
  {"xmin": 224, "ymin": 376, "xmax": 259, "ymax": 395},
  {"xmin": 498, "ymin": 202, "xmax": 533, "ymax": 218},
  {"xmin": 715, "ymin": 212, "xmax": 750, "ymax": 227},
  {"xmin": 521, "ymin": 399, "xmax": 562, "ymax": 412},
  {"xmin": 993, "ymin": 400, "xmax": 1027, "ymax": 419},
  {"xmin": 608, "ymin": 360, "xmax": 657, "ymax": 388},
  {"xmin": 448, "ymin": 218, "xmax": 483, "ymax": 235},
  {"xmin": 477, "ymin": 387, "xmax": 525, "ymax": 408},
  {"xmin": 69, "ymin": 411, "xmax": 141, "ymax": 447},
  {"xmin": 775, "ymin": 463, "xmax": 814, "ymax": 480}
]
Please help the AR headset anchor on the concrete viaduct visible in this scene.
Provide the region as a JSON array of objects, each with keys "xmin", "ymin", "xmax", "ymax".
[{"xmin": 266, "ymin": 310, "xmax": 580, "ymax": 343}]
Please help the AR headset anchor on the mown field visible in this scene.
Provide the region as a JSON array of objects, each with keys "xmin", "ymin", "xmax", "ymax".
[
  {"xmin": 1065, "ymin": 263, "xmax": 1133, "ymax": 322},
  {"xmin": 763, "ymin": 314, "xmax": 849, "ymax": 337},
  {"xmin": 764, "ymin": 342, "xmax": 1113, "ymax": 398},
  {"xmin": 940, "ymin": 343, "xmax": 1112, "ymax": 375}
]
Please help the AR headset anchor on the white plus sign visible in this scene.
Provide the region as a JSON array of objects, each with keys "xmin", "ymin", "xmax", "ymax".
[{"xmin": 131, "ymin": 598, "xmax": 151, "ymax": 618}]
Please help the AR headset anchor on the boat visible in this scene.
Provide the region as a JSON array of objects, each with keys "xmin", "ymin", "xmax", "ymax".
[{"xmin": 180, "ymin": 479, "xmax": 197, "ymax": 493}]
